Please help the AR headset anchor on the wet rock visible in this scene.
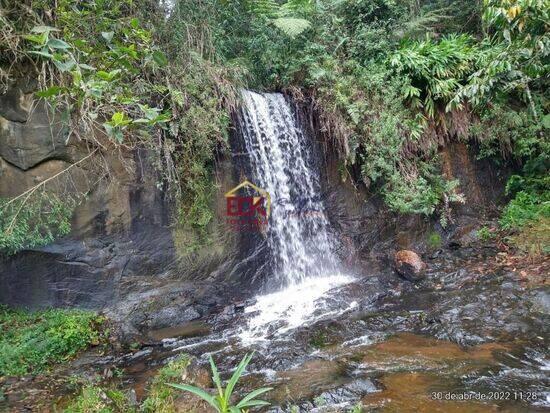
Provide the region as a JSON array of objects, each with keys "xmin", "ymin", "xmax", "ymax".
[
  {"xmin": 234, "ymin": 301, "xmax": 246, "ymax": 313},
  {"xmin": 530, "ymin": 289, "xmax": 550, "ymax": 314},
  {"xmin": 394, "ymin": 250, "xmax": 426, "ymax": 281},
  {"xmin": 128, "ymin": 347, "xmax": 153, "ymax": 360},
  {"xmin": 184, "ymin": 359, "xmax": 213, "ymax": 389},
  {"xmin": 147, "ymin": 306, "xmax": 201, "ymax": 330},
  {"xmin": 317, "ymin": 379, "xmax": 377, "ymax": 406}
]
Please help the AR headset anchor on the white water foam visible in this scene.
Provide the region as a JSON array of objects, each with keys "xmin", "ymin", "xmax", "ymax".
[{"xmin": 239, "ymin": 274, "xmax": 352, "ymax": 344}]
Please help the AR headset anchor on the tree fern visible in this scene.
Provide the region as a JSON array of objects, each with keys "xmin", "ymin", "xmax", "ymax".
[
  {"xmin": 272, "ymin": 17, "xmax": 311, "ymax": 37},
  {"xmin": 241, "ymin": 0, "xmax": 313, "ymax": 37}
]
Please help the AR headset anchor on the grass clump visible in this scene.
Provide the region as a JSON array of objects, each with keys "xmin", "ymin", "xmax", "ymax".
[
  {"xmin": 63, "ymin": 357, "xmax": 191, "ymax": 413},
  {"xmin": 476, "ymin": 226, "xmax": 494, "ymax": 243},
  {"xmin": 0, "ymin": 306, "xmax": 105, "ymax": 376},
  {"xmin": 141, "ymin": 356, "xmax": 191, "ymax": 413},
  {"xmin": 64, "ymin": 386, "xmax": 130, "ymax": 413}
]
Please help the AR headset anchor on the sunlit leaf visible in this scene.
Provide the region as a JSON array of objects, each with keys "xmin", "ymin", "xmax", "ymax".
[
  {"xmin": 272, "ymin": 18, "xmax": 311, "ymax": 37},
  {"xmin": 31, "ymin": 25, "xmax": 59, "ymax": 34},
  {"xmin": 28, "ymin": 50, "xmax": 53, "ymax": 59},
  {"xmin": 47, "ymin": 39, "xmax": 71, "ymax": 50},
  {"xmin": 152, "ymin": 50, "xmax": 168, "ymax": 67},
  {"xmin": 101, "ymin": 31, "xmax": 114, "ymax": 42},
  {"xmin": 24, "ymin": 34, "xmax": 47, "ymax": 45},
  {"xmin": 36, "ymin": 86, "xmax": 63, "ymax": 98}
]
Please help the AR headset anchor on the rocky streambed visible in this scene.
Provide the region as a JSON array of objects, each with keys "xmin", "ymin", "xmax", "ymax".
[{"xmin": 1, "ymin": 245, "xmax": 548, "ymax": 412}]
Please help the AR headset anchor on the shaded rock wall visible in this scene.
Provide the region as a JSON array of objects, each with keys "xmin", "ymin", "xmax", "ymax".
[{"xmin": 0, "ymin": 82, "xmax": 237, "ymax": 311}]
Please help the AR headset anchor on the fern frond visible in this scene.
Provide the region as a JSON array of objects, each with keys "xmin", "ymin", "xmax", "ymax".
[
  {"xmin": 246, "ymin": 0, "xmax": 279, "ymax": 17},
  {"xmin": 272, "ymin": 17, "xmax": 311, "ymax": 37},
  {"xmin": 279, "ymin": 0, "xmax": 314, "ymax": 16}
]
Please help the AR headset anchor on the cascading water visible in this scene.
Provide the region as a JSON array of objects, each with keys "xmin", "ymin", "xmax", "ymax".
[
  {"xmin": 238, "ymin": 91, "xmax": 353, "ymax": 342},
  {"xmin": 240, "ymin": 90, "xmax": 338, "ymax": 286}
]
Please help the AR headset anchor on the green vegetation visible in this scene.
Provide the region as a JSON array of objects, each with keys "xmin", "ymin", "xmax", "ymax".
[
  {"xmin": 64, "ymin": 386, "xmax": 131, "ymax": 413},
  {"xmin": 63, "ymin": 356, "xmax": 192, "ymax": 413},
  {"xmin": 0, "ymin": 191, "xmax": 76, "ymax": 256},
  {"xmin": 427, "ymin": 231, "xmax": 442, "ymax": 249},
  {"xmin": 168, "ymin": 353, "xmax": 272, "ymax": 413},
  {"xmin": 500, "ymin": 190, "xmax": 550, "ymax": 230},
  {"xmin": 141, "ymin": 356, "xmax": 191, "ymax": 413},
  {"xmin": 0, "ymin": 0, "xmax": 241, "ymax": 254},
  {"xmin": 476, "ymin": 226, "xmax": 495, "ymax": 242},
  {"xmin": 63, "ymin": 354, "xmax": 271, "ymax": 413},
  {"xmin": 0, "ymin": 0, "xmax": 548, "ymax": 252},
  {"xmin": 0, "ymin": 306, "xmax": 105, "ymax": 376}
]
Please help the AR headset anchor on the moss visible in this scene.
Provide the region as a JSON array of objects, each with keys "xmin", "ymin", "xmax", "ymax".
[{"xmin": 427, "ymin": 231, "xmax": 442, "ymax": 250}]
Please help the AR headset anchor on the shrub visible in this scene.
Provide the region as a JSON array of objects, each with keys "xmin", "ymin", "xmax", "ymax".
[
  {"xmin": 0, "ymin": 307, "xmax": 105, "ymax": 376},
  {"xmin": 500, "ymin": 190, "xmax": 550, "ymax": 230}
]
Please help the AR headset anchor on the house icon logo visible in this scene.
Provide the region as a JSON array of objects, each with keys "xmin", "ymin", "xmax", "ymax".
[{"xmin": 224, "ymin": 180, "xmax": 271, "ymax": 231}]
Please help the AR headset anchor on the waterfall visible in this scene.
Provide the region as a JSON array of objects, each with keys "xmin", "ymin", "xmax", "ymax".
[
  {"xmin": 239, "ymin": 90, "xmax": 338, "ymax": 287},
  {"xmin": 238, "ymin": 91, "xmax": 352, "ymax": 342}
]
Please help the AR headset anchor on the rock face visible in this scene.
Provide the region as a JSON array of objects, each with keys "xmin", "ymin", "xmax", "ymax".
[
  {"xmin": 394, "ymin": 250, "xmax": 426, "ymax": 281},
  {"xmin": 0, "ymin": 80, "xmax": 238, "ymax": 316},
  {"xmin": 0, "ymin": 83, "xmax": 70, "ymax": 170}
]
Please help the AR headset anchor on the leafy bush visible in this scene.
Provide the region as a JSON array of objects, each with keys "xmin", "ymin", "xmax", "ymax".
[
  {"xmin": 0, "ymin": 307, "xmax": 105, "ymax": 376},
  {"xmin": 500, "ymin": 190, "xmax": 550, "ymax": 230},
  {"xmin": 0, "ymin": 191, "xmax": 76, "ymax": 256},
  {"xmin": 390, "ymin": 34, "xmax": 479, "ymax": 117}
]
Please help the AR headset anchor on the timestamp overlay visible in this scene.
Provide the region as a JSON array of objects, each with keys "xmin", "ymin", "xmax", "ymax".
[{"xmin": 431, "ymin": 391, "xmax": 544, "ymax": 403}]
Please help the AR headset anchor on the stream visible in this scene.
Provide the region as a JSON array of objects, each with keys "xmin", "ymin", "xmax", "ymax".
[{"xmin": 26, "ymin": 247, "xmax": 546, "ymax": 412}]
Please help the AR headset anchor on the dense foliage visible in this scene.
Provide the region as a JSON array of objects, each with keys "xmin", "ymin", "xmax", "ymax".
[
  {"xmin": 0, "ymin": 0, "xmax": 241, "ymax": 254},
  {"xmin": 0, "ymin": 0, "xmax": 548, "ymax": 253},
  {"xmin": 0, "ymin": 306, "xmax": 105, "ymax": 376}
]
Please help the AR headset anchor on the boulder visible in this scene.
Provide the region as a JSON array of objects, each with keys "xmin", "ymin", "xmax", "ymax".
[{"xmin": 394, "ymin": 250, "xmax": 426, "ymax": 281}]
